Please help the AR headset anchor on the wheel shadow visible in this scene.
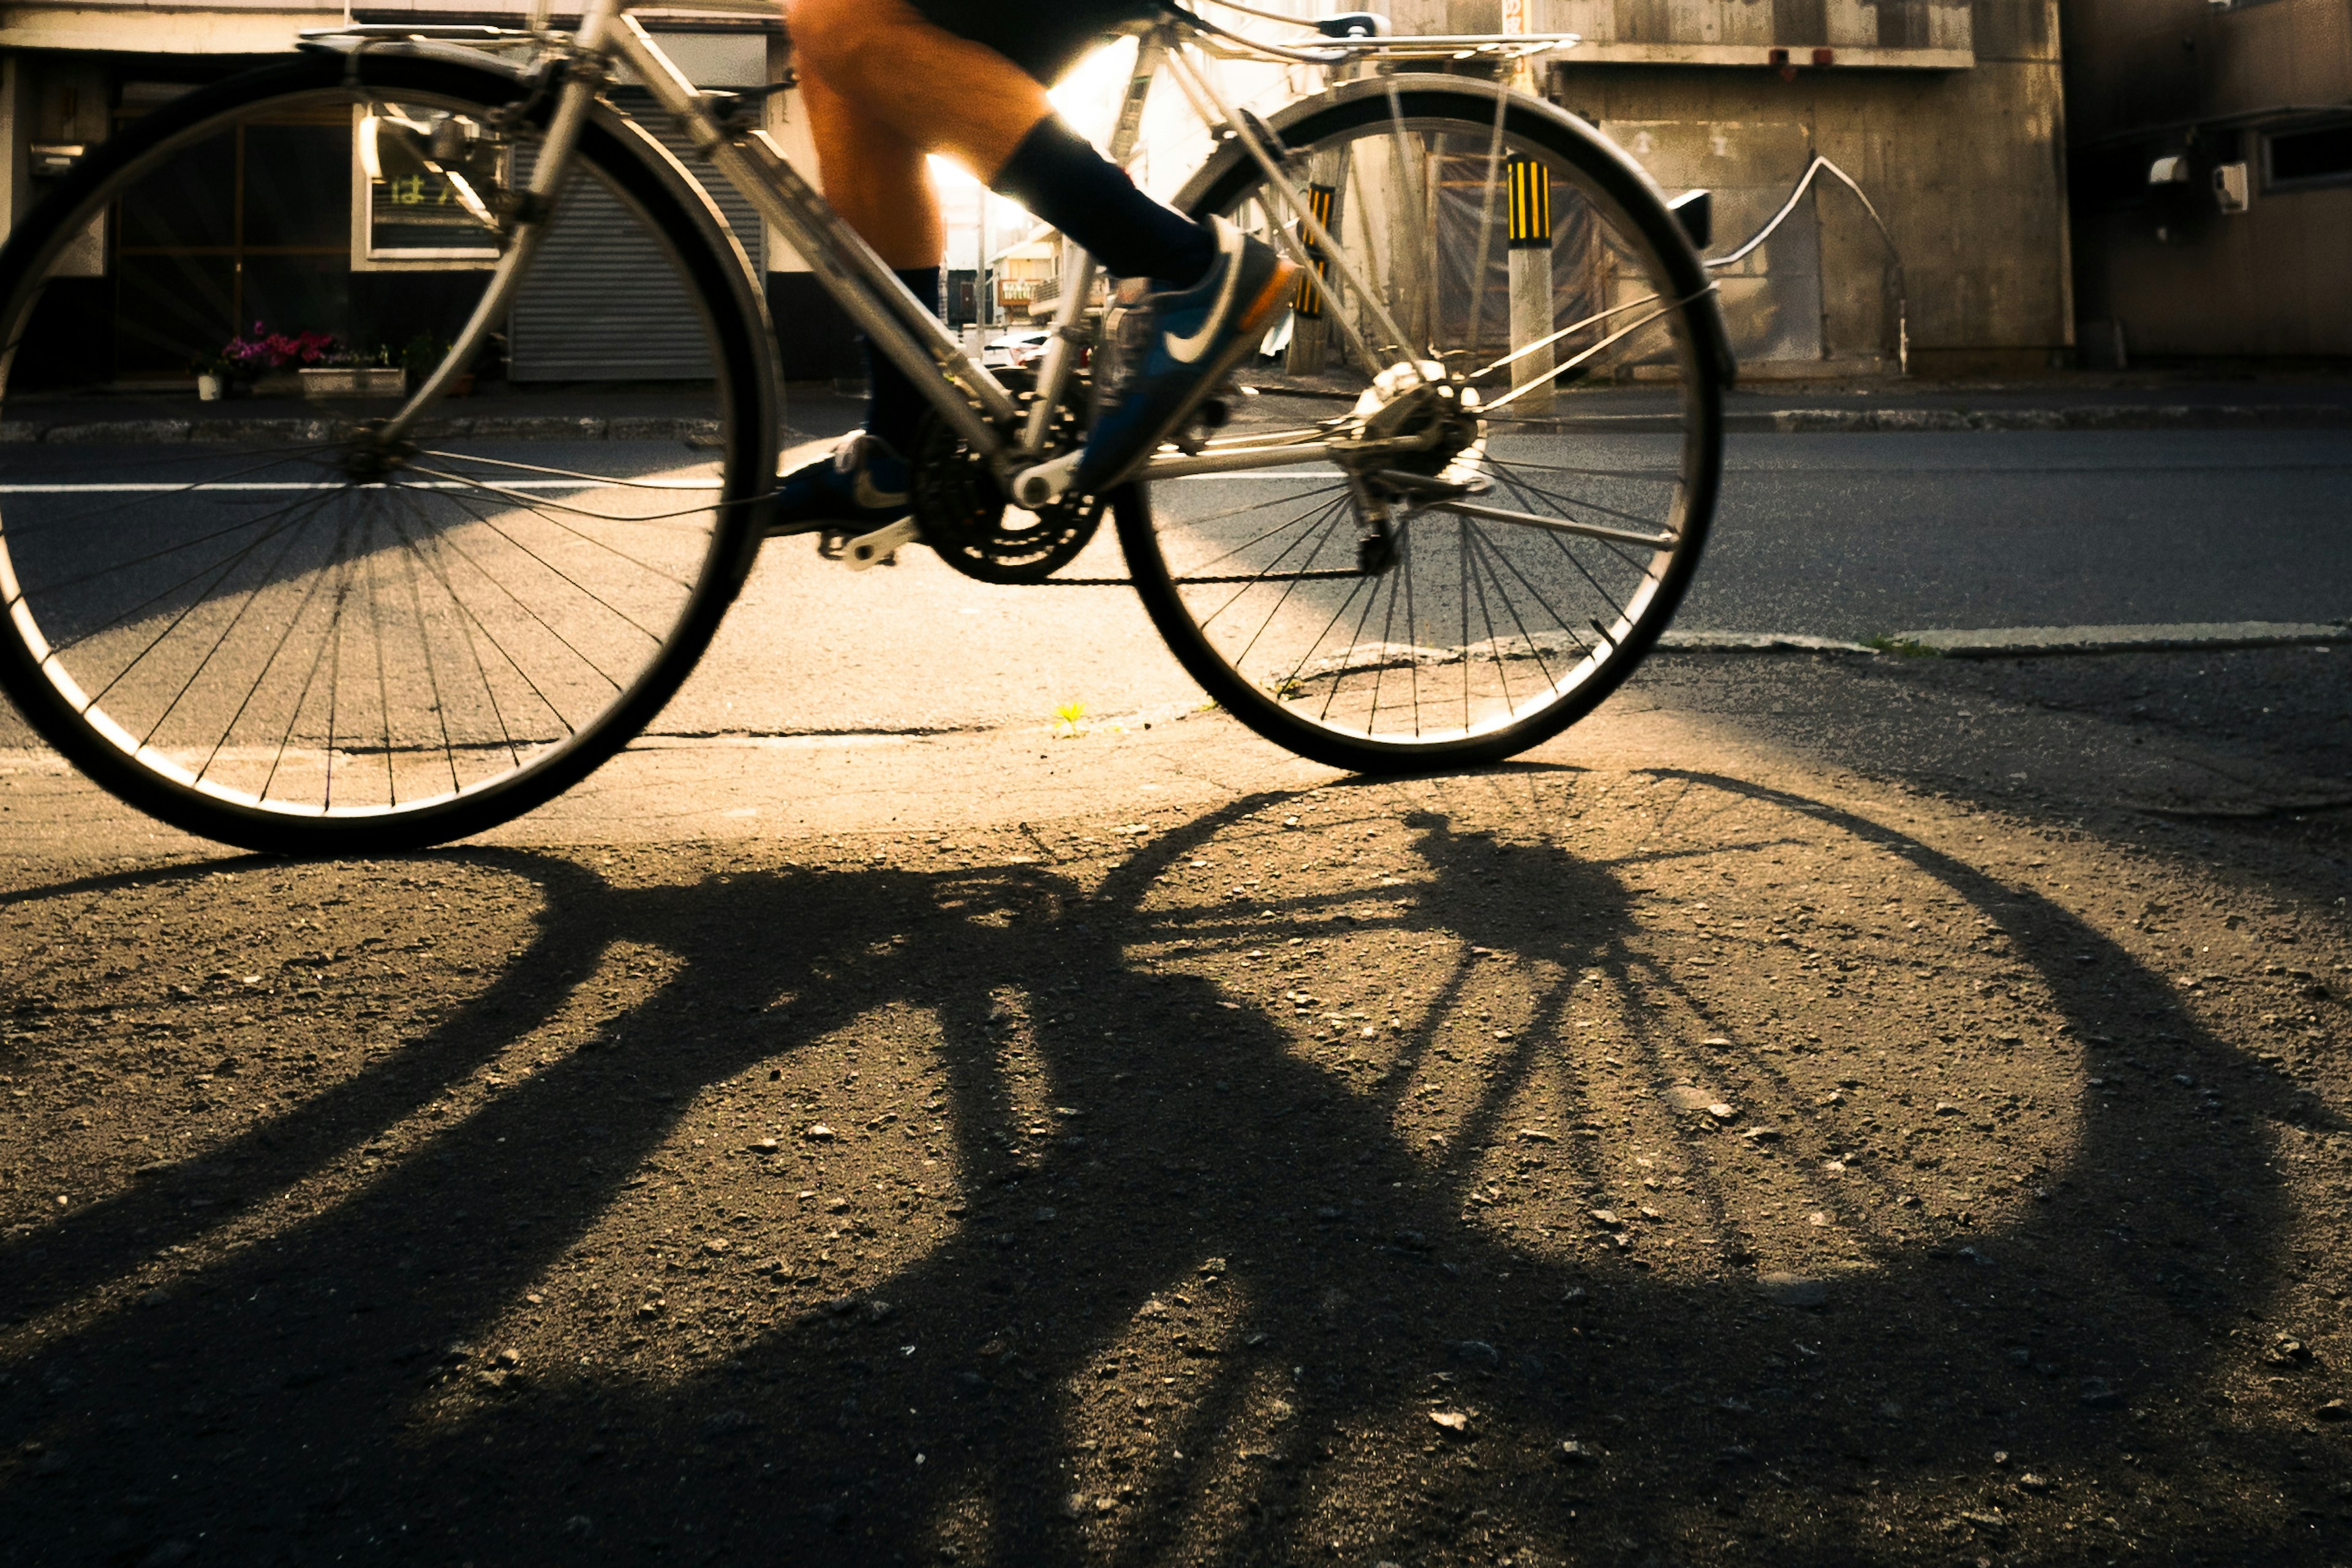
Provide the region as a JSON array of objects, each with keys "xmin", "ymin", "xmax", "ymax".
[{"xmin": 0, "ymin": 778, "xmax": 2318, "ymax": 1565}]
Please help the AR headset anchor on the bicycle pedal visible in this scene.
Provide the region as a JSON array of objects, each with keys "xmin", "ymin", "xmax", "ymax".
[{"xmin": 824, "ymin": 516, "xmax": 919, "ymax": 571}]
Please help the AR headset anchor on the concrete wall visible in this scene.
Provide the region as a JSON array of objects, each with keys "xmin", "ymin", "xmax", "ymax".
[
  {"xmin": 1543, "ymin": 0, "xmax": 2073, "ymax": 372},
  {"xmin": 2062, "ymin": 0, "xmax": 2352, "ymax": 359}
]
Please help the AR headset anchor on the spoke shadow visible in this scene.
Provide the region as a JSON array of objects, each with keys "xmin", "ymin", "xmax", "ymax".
[{"xmin": 0, "ymin": 779, "xmax": 2312, "ymax": 1565}]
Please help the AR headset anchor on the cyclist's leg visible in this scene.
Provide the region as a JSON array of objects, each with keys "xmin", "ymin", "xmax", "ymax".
[
  {"xmin": 796, "ymin": 58, "xmax": 940, "ymax": 273},
  {"xmin": 793, "ymin": 0, "xmax": 1061, "ymax": 188},
  {"xmin": 796, "ymin": 54, "xmax": 942, "ymax": 486},
  {"xmin": 778, "ymin": 0, "xmax": 1070, "ymax": 531},
  {"xmin": 790, "ymin": 0, "xmax": 1297, "ymax": 497}
]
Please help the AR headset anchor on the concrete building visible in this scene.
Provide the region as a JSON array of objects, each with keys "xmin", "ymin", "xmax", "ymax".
[
  {"xmin": 0, "ymin": 1, "xmax": 810, "ymax": 385},
  {"xmin": 2059, "ymin": 0, "xmax": 2351, "ymax": 364},
  {"xmin": 1105, "ymin": 0, "xmax": 2074, "ymax": 377},
  {"xmin": 1, "ymin": 0, "xmax": 2075, "ymax": 385},
  {"xmin": 1513, "ymin": 0, "xmax": 2075, "ymax": 376}
]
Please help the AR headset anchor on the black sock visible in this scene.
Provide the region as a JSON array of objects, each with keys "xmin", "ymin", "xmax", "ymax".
[
  {"xmin": 990, "ymin": 117, "xmax": 1216, "ymax": 288},
  {"xmin": 865, "ymin": 266, "xmax": 940, "ymax": 456}
]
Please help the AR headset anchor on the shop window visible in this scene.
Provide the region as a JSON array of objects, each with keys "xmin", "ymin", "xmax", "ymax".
[
  {"xmin": 110, "ymin": 107, "xmax": 353, "ymax": 377},
  {"xmin": 2265, "ymin": 122, "xmax": 2352, "ymax": 191},
  {"xmin": 353, "ymin": 105, "xmax": 507, "ymax": 267}
]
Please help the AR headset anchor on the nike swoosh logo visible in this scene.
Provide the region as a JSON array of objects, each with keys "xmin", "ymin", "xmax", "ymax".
[{"xmin": 1163, "ymin": 225, "xmax": 1244, "ymax": 365}]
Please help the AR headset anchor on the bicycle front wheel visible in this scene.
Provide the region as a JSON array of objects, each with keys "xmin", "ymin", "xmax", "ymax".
[
  {"xmin": 0, "ymin": 50, "xmax": 775, "ymax": 853},
  {"xmin": 1118, "ymin": 80, "xmax": 1728, "ymax": 771}
]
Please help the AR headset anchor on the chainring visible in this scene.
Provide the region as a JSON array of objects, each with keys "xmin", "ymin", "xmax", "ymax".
[{"xmin": 909, "ymin": 378, "xmax": 1103, "ymax": 586}]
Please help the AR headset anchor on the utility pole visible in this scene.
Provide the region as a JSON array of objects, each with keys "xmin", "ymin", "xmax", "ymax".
[{"xmin": 1500, "ymin": 0, "xmax": 1555, "ymax": 412}]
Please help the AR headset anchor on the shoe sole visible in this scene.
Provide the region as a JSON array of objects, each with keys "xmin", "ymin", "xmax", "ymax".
[{"xmin": 1098, "ymin": 258, "xmax": 1302, "ymax": 492}]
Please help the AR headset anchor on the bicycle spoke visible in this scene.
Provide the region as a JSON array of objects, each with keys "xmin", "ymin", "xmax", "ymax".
[
  {"xmin": 386, "ymin": 504, "xmax": 463, "ymax": 796},
  {"xmin": 409, "ymin": 512, "xmax": 529, "ymax": 772},
  {"xmin": 258, "ymin": 510, "xmax": 364, "ymax": 807},
  {"xmin": 1482, "ymin": 456, "xmax": 1684, "ymax": 534},
  {"xmin": 82, "ymin": 486, "xmax": 344, "ymax": 703},
  {"xmin": 23, "ymin": 472, "xmax": 351, "ymax": 605},
  {"xmin": 429, "ymin": 495, "xmax": 636, "ymax": 696},
  {"xmin": 435, "ymin": 485, "xmax": 670, "ymax": 647},
  {"xmin": 1134, "ymin": 89, "xmax": 1719, "ymax": 759},
  {"xmin": 207, "ymin": 508, "xmax": 354, "ymax": 790},
  {"xmin": 143, "ymin": 487, "xmax": 345, "ymax": 765},
  {"xmin": 1191, "ymin": 489, "xmax": 1354, "ymax": 635},
  {"xmin": 364, "ymin": 503, "xmax": 396, "ymax": 807},
  {"xmin": 1161, "ymin": 481, "xmax": 1351, "ymax": 579},
  {"xmin": 1226, "ymin": 498, "xmax": 1359, "ymax": 673},
  {"xmin": 404, "ymin": 464, "xmax": 730, "ymax": 532}
]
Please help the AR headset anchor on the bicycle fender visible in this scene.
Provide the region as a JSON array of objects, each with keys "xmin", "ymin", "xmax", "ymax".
[{"xmin": 296, "ymin": 33, "xmax": 537, "ymax": 82}]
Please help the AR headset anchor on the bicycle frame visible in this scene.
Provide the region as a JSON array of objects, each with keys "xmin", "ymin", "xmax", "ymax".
[{"xmin": 358, "ymin": 0, "xmax": 1580, "ymax": 491}]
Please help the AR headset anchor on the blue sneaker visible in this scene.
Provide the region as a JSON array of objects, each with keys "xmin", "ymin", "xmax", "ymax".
[
  {"xmin": 767, "ymin": 431, "xmax": 910, "ymax": 537},
  {"xmin": 1077, "ymin": 217, "xmax": 1300, "ymax": 494}
]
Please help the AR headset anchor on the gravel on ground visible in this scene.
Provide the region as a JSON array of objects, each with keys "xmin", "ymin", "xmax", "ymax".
[{"xmin": 2, "ymin": 647, "xmax": 2349, "ymax": 1566}]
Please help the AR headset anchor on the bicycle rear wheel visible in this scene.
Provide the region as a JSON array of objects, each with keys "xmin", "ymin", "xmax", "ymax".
[
  {"xmin": 0, "ymin": 51, "xmax": 775, "ymax": 853},
  {"xmin": 1117, "ymin": 81, "xmax": 1728, "ymax": 771}
]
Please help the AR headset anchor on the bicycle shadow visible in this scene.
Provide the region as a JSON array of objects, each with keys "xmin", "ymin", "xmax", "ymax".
[{"xmin": 0, "ymin": 778, "xmax": 2312, "ymax": 1565}]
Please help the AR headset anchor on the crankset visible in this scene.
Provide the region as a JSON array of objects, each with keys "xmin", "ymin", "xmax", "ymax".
[{"xmin": 908, "ymin": 380, "xmax": 1103, "ymax": 586}]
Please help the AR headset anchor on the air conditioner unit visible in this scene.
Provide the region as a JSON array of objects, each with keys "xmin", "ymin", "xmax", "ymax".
[{"xmin": 2213, "ymin": 160, "xmax": 2250, "ymax": 212}]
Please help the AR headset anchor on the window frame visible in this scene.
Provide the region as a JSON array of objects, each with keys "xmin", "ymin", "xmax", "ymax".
[
  {"xmin": 349, "ymin": 103, "xmax": 507, "ymax": 271},
  {"xmin": 2261, "ymin": 118, "xmax": 2352, "ymax": 195}
]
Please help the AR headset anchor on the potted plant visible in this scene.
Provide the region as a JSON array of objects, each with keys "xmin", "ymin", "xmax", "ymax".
[
  {"xmin": 218, "ymin": 322, "xmax": 341, "ymax": 397},
  {"xmin": 300, "ymin": 344, "xmax": 407, "ymax": 400},
  {"xmin": 399, "ymin": 331, "xmax": 466, "ymax": 396}
]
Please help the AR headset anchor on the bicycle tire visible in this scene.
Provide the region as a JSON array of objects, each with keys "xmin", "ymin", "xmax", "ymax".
[
  {"xmin": 1114, "ymin": 79, "xmax": 1728, "ymax": 773},
  {"xmin": 0, "ymin": 48, "xmax": 777, "ymax": 853}
]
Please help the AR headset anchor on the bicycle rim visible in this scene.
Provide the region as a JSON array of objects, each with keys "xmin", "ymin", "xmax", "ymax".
[
  {"xmin": 0, "ymin": 61, "xmax": 770, "ymax": 850},
  {"xmin": 1122, "ymin": 86, "xmax": 1724, "ymax": 769}
]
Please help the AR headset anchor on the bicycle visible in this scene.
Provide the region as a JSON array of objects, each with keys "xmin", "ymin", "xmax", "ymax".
[{"xmin": 0, "ymin": 0, "xmax": 1730, "ymax": 854}]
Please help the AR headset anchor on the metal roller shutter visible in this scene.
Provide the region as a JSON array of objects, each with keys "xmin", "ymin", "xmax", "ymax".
[{"xmin": 507, "ymin": 90, "xmax": 764, "ymax": 381}]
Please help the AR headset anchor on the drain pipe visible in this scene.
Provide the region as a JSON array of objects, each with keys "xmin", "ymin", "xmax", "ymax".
[{"xmin": 1702, "ymin": 154, "xmax": 1909, "ymax": 376}]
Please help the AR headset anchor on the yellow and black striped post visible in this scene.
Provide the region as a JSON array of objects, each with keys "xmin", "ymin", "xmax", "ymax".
[
  {"xmin": 1293, "ymin": 181, "xmax": 1337, "ymax": 319},
  {"xmin": 1507, "ymin": 155, "xmax": 1552, "ymax": 249},
  {"xmin": 1506, "ymin": 155, "xmax": 1556, "ymax": 410},
  {"xmin": 1286, "ymin": 166, "xmax": 1346, "ymax": 375}
]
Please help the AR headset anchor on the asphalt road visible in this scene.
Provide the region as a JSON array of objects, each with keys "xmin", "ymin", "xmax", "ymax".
[
  {"xmin": 0, "ymin": 428, "xmax": 2341, "ymax": 758},
  {"xmin": 1680, "ymin": 428, "xmax": 2352, "ymax": 639},
  {"xmin": 677, "ymin": 426, "xmax": 2352, "ymax": 739},
  {"xmin": 4, "ymin": 638, "xmax": 2349, "ymax": 1566}
]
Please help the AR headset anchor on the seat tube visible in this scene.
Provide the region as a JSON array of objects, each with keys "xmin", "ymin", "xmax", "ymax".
[{"xmin": 1017, "ymin": 29, "xmax": 1167, "ymax": 459}]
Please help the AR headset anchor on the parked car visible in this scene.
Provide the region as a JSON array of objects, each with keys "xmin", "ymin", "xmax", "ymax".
[{"xmin": 980, "ymin": 330, "xmax": 1053, "ymax": 370}]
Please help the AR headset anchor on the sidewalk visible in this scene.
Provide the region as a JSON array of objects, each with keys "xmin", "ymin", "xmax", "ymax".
[
  {"xmin": 1, "ymin": 643, "xmax": 2347, "ymax": 1564},
  {"xmin": 6, "ymin": 372, "xmax": 2348, "ymax": 443},
  {"xmin": 0, "ymin": 382, "xmax": 870, "ymax": 447}
]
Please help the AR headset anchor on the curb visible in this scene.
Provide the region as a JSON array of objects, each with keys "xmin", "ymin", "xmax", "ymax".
[
  {"xmin": 1657, "ymin": 630, "xmax": 1875, "ymax": 654},
  {"xmin": 1654, "ymin": 620, "xmax": 2352, "ymax": 659},
  {"xmin": 9, "ymin": 404, "xmax": 2350, "ymax": 444},
  {"xmin": 1510, "ymin": 404, "xmax": 2352, "ymax": 435},
  {"xmin": 1756, "ymin": 405, "xmax": 2352, "ymax": 434},
  {"xmin": 0, "ymin": 414, "xmax": 728, "ymax": 445},
  {"xmin": 1888, "ymin": 620, "xmax": 2352, "ymax": 658}
]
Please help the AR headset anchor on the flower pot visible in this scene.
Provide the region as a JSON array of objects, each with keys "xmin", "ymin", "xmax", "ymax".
[
  {"xmin": 300, "ymin": 366, "xmax": 409, "ymax": 400},
  {"xmin": 196, "ymin": 374, "xmax": 222, "ymax": 402}
]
